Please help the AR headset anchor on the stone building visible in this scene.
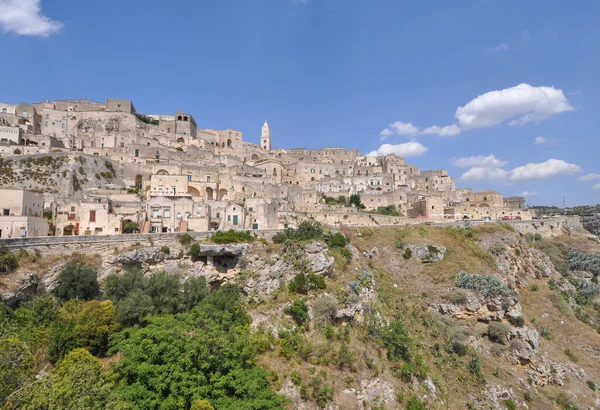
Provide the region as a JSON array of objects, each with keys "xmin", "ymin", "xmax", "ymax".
[{"xmin": 0, "ymin": 189, "xmax": 48, "ymax": 238}]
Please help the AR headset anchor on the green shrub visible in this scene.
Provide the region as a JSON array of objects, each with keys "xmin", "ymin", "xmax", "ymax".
[
  {"xmin": 449, "ymin": 289, "xmax": 468, "ymax": 305},
  {"xmin": 289, "ymin": 273, "xmax": 325, "ymax": 294},
  {"xmin": 487, "ymin": 322, "xmax": 510, "ymax": 344},
  {"xmin": 53, "ymin": 262, "xmax": 99, "ymax": 301},
  {"xmin": 567, "ymin": 250, "xmax": 600, "ymax": 275},
  {"xmin": 456, "ymin": 272, "xmax": 513, "ymax": 298},
  {"xmin": 179, "ymin": 233, "xmax": 194, "ymax": 246},
  {"xmin": 403, "ymin": 248, "xmax": 412, "ymax": 260},
  {"xmin": 507, "ymin": 315, "xmax": 525, "ymax": 327},
  {"xmin": 502, "ymin": 399, "xmax": 517, "ymax": 410},
  {"xmin": 489, "ymin": 242, "xmax": 506, "ymax": 256},
  {"xmin": 312, "ymin": 295, "xmax": 339, "ymax": 327},
  {"xmin": 211, "ymin": 229, "xmax": 255, "ymax": 244},
  {"xmin": 190, "ymin": 243, "xmax": 201, "ymax": 259},
  {"xmin": 0, "ymin": 246, "xmax": 18, "ymax": 274},
  {"xmin": 587, "ymin": 380, "xmax": 596, "ymax": 391},
  {"xmin": 406, "ymin": 394, "xmax": 427, "ymax": 410},
  {"xmin": 284, "ymin": 299, "xmax": 310, "ymax": 327},
  {"xmin": 160, "ymin": 245, "xmax": 170, "ymax": 254},
  {"xmin": 324, "ymin": 231, "xmax": 348, "ymax": 249},
  {"xmin": 534, "ymin": 240, "xmax": 569, "ymax": 275}
]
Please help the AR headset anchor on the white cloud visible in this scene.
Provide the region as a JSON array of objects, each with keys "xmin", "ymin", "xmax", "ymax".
[
  {"xmin": 520, "ymin": 191, "xmax": 537, "ymax": 197},
  {"xmin": 455, "ymin": 83, "xmax": 573, "ymax": 129},
  {"xmin": 594, "ymin": 183, "xmax": 600, "ymax": 190},
  {"xmin": 460, "ymin": 167, "xmax": 507, "ymax": 182},
  {"xmin": 459, "ymin": 158, "xmax": 580, "ymax": 183},
  {"xmin": 508, "ymin": 159, "xmax": 580, "ymax": 182},
  {"xmin": 367, "ymin": 142, "xmax": 428, "ymax": 158},
  {"xmin": 0, "ymin": 0, "xmax": 61, "ymax": 37},
  {"xmin": 492, "ymin": 43, "xmax": 509, "ymax": 51},
  {"xmin": 578, "ymin": 173, "xmax": 600, "ymax": 182},
  {"xmin": 422, "ymin": 124, "xmax": 461, "ymax": 137},
  {"xmin": 379, "ymin": 121, "xmax": 418, "ymax": 141},
  {"xmin": 534, "ymin": 136, "xmax": 548, "ymax": 144},
  {"xmin": 390, "ymin": 121, "xmax": 418, "ymax": 135},
  {"xmin": 452, "ymin": 154, "xmax": 507, "ymax": 168}
]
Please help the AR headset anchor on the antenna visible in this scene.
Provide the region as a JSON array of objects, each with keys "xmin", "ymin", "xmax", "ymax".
[{"xmin": 563, "ymin": 194, "xmax": 567, "ymax": 215}]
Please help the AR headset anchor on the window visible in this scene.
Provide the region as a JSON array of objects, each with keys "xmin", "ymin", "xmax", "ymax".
[
  {"xmin": 227, "ymin": 215, "xmax": 231, "ymax": 221},
  {"xmin": 117, "ymin": 104, "xmax": 122, "ymax": 108},
  {"xmin": 1, "ymin": 108, "xmax": 5, "ymax": 113},
  {"xmin": 187, "ymin": 174, "xmax": 192, "ymax": 181},
  {"xmin": 155, "ymin": 151, "xmax": 160, "ymax": 160},
  {"xmin": 134, "ymin": 149, "xmax": 139, "ymax": 157},
  {"xmin": 206, "ymin": 176, "xmax": 211, "ymax": 182},
  {"xmin": 89, "ymin": 210, "xmax": 96, "ymax": 222},
  {"xmin": 2, "ymin": 209, "xmax": 9, "ymax": 216},
  {"xmin": 216, "ymin": 212, "xmax": 220, "ymax": 218},
  {"xmin": 483, "ymin": 197, "xmax": 487, "ymax": 201},
  {"xmin": 71, "ymin": 206, "xmax": 75, "ymax": 212},
  {"xmin": 164, "ymin": 209, "xmax": 170, "ymax": 217},
  {"xmin": 152, "ymin": 209, "xmax": 159, "ymax": 218},
  {"xmin": 273, "ymin": 167, "xmax": 277, "ymax": 176},
  {"xmin": 45, "ymin": 121, "xmax": 48, "ymax": 127},
  {"xmin": 248, "ymin": 207, "xmax": 253, "ymax": 212},
  {"xmin": 167, "ymin": 127, "xmax": 171, "ymax": 133}
]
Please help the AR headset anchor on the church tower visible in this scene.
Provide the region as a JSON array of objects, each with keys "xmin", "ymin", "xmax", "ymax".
[{"xmin": 261, "ymin": 120, "xmax": 271, "ymax": 151}]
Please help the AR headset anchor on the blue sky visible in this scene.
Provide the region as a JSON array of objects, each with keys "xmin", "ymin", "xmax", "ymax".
[{"xmin": 0, "ymin": 0, "xmax": 598, "ymax": 206}]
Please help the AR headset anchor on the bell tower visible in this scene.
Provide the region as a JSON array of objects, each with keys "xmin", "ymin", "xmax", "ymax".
[{"xmin": 261, "ymin": 120, "xmax": 271, "ymax": 151}]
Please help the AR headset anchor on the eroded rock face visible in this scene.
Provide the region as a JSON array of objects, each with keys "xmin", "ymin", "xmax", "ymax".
[
  {"xmin": 117, "ymin": 247, "xmax": 164, "ymax": 266},
  {"xmin": 305, "ymin": 242, "xmax": 334, "ymax": 275},
  {"xmin": 1, "ymin": 273, "xmax": 38, "ymax": 307},
  {"xmin": 407, "ymin": 244, "xmax": 447, "ymax": 263}
]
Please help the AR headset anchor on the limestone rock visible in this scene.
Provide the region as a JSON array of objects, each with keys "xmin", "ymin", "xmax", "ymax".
[
  {"xmin": 407, "ymin": 244, "xmax": 446, "ymax": 263},
  {"xmin": 118, "ymin": 247, "xmax": 164, "ymax": 266},
  {"xmin": 197, "ymin": 244, "xmax": 249, "ymax": 256},
  {"xmin": 304, "ymin": 242, "xmax": 334, "ymax": 275},
  {"xmin": 346, "ymin": 244, "xmax": 360, "ymax": 260},
  {"xmin": 1, "ymin": 273, "xmax": 38, "ymax": 307}
]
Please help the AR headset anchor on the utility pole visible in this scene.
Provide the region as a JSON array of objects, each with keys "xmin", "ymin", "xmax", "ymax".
[{"xmin": 563, "ymin": 194, "xmax": 567, "ymax": 215}]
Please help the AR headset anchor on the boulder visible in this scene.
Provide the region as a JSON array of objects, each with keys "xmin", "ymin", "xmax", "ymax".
[
  {"xmin": 407, "ymin": 244, "xmax": 446, "ymax": 263},
  {"xmin": 118, "ymin": 247, "xmax": 164, "ymax": 266},
  {"xmin": 1, "ymin": 273, "xmax": 39, "ymax": 307},
  {"xmin": 197, "ymin": 244, "xmax": 249, "ymax": 256}
]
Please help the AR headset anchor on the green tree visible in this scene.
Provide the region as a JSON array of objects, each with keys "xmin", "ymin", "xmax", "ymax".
[
  {"xmin": 109, "ymin": 285, "xmax": 283, "ymax": 409},
  {"xmin": 115, "ymin": 288, "xmax": 155, "ymax": 327},
  {"xmin": 143, "ymin": 271, "xmax": 180, "ymax": 314},
  {"xmin": 74, "ymin": 300, "xmax": 119, "ymax": 356},
  {"xmin": 349, "ymin": 194, "xmax": 365, "ymax": 210},
  {"xmin": 104, "ymin": 268, "xmax": 145, "ymax": 302},
  {"xmin": 0, "ymin": 338, "xmax": 35, "ymax": 402},
  {"xmin": 122, "ymin": 221, "xmax": 139, "ymax": 234},
  {"xmin": 53, "ymin": 262, "xmax": 99, "ymax": 301},
  {"xmin": 6, "ymin": 349, "xmax": 113, "ymax": 410},
  {"xmin": 180, "ymin": 277, "xmax": 209, "ymax": 312}
]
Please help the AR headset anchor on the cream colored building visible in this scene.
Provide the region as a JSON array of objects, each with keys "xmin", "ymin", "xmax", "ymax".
[{"xmin": 0, "ymin": 189, "xmax": 48, "ymax": 238}]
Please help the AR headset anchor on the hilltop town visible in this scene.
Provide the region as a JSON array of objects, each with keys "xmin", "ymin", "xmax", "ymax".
[{"xmin": 0, "ymin": 97, "xmax": 529, "ymax": 238}]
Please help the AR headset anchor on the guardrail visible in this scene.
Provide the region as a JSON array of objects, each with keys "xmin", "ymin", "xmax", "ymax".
[{"xmin": 0, "ymin": 229, "xmax": 285, "ymax": 249}]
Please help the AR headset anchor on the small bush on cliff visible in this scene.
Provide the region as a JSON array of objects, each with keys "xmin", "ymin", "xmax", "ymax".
[
  {"xmin": 567, "ymin": 250, "xmax": 600, "ymax": 275},
  {"xmin": 189, "ymin": 243, "xmax": 201, "ymax": 260},
  {"xmin": 53, "ymin": 262, "xmax": 99, "ymax": 301},
  {"xmin": 0, "ymin": 246, "xmax": 19, "ymax": 274},
  {"xmin": 312, "ymin": 295, "xmax": 339, "ymax": 326},
  {"xmin": 403, "ymin": 248, "xmax": 412, "ymax": 260},
  {"xmin": 211, "ymin": 229, "xmax": 254, "ymax": 244},
  {"xmin": 284, "ymin": 299, "xmax": 309, "ymax": 327},
  {"xmin": 487, "ymin": 322, "xmax": 510, "ymax": 344},
  {"xmin": 456, "ymin": 272, "xmax": 513, "ymax": 298},
  {"xmin": 179, "ymin": 233, "xmax": 194, "ymax": 246}
]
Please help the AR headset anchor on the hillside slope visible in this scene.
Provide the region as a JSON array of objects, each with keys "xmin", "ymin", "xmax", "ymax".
[{"xmin": 0, "ymin": 223, "xmax": 599, "ymax": 409}]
